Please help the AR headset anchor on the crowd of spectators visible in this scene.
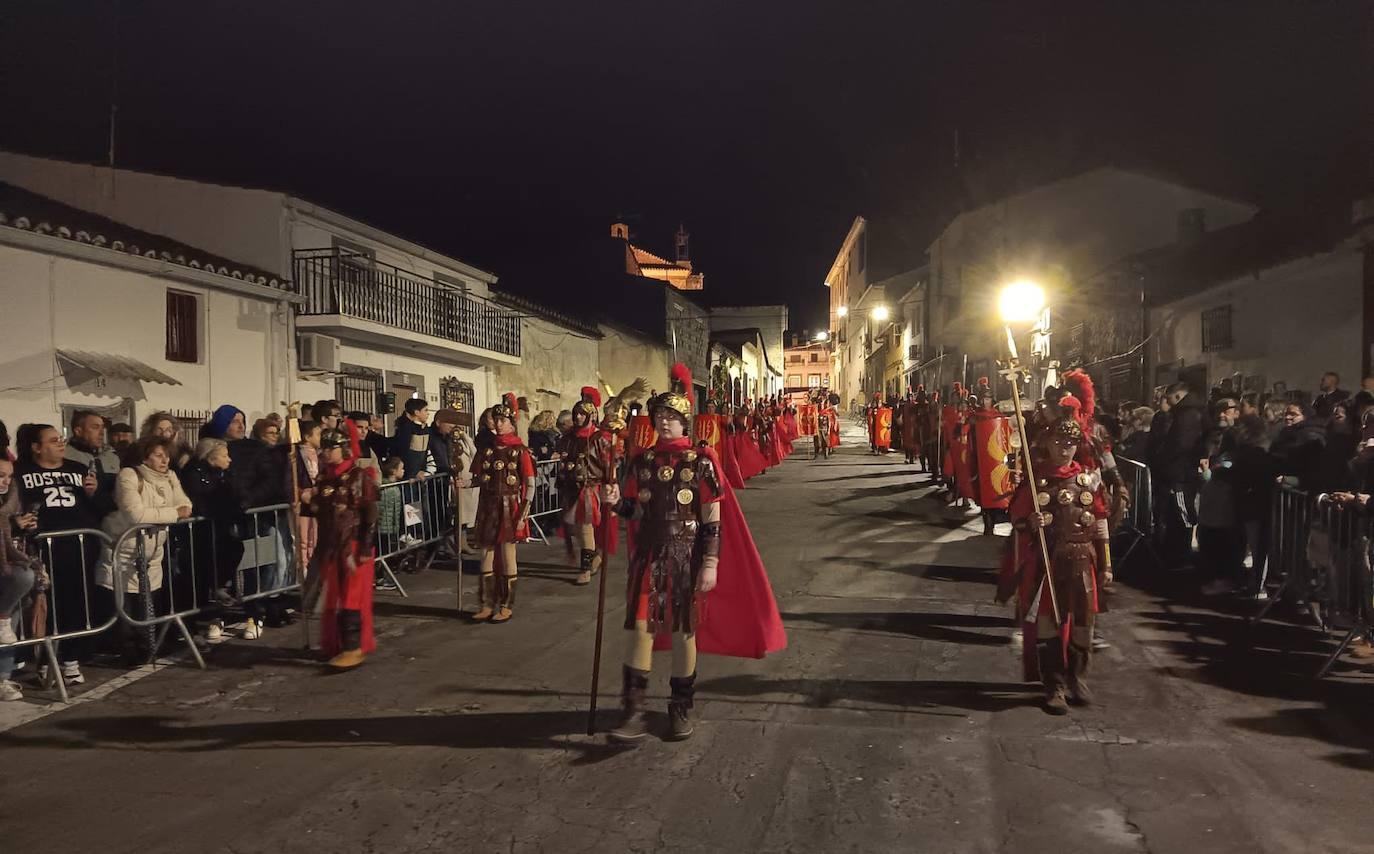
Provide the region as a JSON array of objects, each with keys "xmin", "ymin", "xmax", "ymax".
[
  {"xmin": 1105, "ymin": 371, "xmax": 1374, "ymax": 606},
  {"xmin": 0, "ymin": 395, "xmax": 484, "ymax": 701}
]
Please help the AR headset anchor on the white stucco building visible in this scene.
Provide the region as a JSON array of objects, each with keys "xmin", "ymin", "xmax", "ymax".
[
  {"xmin": 0, "ymin": 181, "xmax": 297, "ymax": 432},
  {"xmin": 0, "ymin": 151, "xmax": 520, "ymax": 433}
]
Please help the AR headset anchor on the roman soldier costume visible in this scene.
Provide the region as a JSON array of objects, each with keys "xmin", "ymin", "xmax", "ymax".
[
  {"xmin": 729, "ymin": 404, "xmax": 767, "ymax": 481},
  {"xmin": 312, "ymin": 423, "xmax": 380, "ymax": 670},
  {"xmin": 997, "ymin": 400, "xmax": 1112, "ymax": 714},
  {"xmin": 558, "ymin": 386, "xmax": 603, "ymax": 586},
  {"xmin": 900, "ymin": 391, "xmax": 921, "ymax": 465},
  {"xmin": 469, "ymin": 393, "xmax": 536, "ymax": 623},
  {"xmin": 588, "ymin": 378, "xmax": 648, "ymax": 568},
  {"xmin": 607, "ymin": 364, "xmax": 786, "ymax": 744}
]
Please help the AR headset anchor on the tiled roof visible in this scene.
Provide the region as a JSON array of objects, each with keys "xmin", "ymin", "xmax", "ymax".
[{"xmin": 0, "ymin": 182, "xmax": 289, "ymax": 289}]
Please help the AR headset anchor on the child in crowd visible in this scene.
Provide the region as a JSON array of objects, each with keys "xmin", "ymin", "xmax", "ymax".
[
  {"xmin": 375, "ymin": 456, "xmax": 405, "ymax": 591},
  {"xmin": 295, "ymin": 421, "xmax": 321, "ymax": 574}
]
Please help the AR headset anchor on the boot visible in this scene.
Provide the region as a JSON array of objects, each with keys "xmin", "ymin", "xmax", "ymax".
[
  {"xmin": 1038, "ymin": 641, "xmax": 1069, "ymax": 715},
  {"xmin": 1067, "ymin": 644, "xmax": 1093, "ymax": 706},
  {"xmin": 667, "ymin": 672, "xmax": 697, "ymax": 741},
  {"xmin": 575, "ymin": 548, "xmax": 596, "ymax": 586},
  {"xmin": 471, "ymin": 574, "xmax": 495, "ymax": 622},
  {"xmin": 490, "ymin": 577, "xmax": 516, "ymax": 623},
  {"xmin": 328, "ymin": 610, "xmax": 366, "ymax": 669},
  {"xmin": 608, "ymin": 666, "xmax": 651, "ymax": 744}
]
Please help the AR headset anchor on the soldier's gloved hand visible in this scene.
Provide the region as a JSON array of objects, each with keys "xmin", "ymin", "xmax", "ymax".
[
  {"xmin": 698, "ymin": 555, "xmax": 719, "ymax": 593},
  {"xmin": 601, "ymin": 483, "xmax": 620, "ymax": 505}
]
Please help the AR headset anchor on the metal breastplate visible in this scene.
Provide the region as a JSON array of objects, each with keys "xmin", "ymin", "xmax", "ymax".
[
  {"xmin": 559, "ymin": 434, "xmax": 593, "ymax": 487},
  {"xmin": 1033, "ymin": 473, "xmax": 1098, "ymax": 544},
  {"xmin": 632, "ymin": 446, "xmax": 717, "ymax": 542},
  {"xmin": 479, "ymin": 445, "xmax": 526, "ymax": 496}
]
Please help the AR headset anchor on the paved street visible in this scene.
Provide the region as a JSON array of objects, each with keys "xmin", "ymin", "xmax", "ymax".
[{"xmin": 3, "ymin": 421, "xmax": 1373, "ymax": 854}]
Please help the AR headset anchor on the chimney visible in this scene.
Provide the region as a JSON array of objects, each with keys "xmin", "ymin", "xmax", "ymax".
[
  {"xmin": 611, "ymin": 222, "xmax": 629, "ymax": 240},
  {"xmin": 675, "ymin": 223, "xmax": 690, "ymax": 263}
]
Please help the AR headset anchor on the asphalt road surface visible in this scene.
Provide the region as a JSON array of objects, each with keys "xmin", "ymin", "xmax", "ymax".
[{"xmin": 3, "ymin": 421, "xmax": 1373, "ymax": 853}]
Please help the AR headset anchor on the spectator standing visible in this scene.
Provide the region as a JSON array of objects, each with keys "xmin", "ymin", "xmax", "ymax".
[
  {"xmin": 14, "ymin": 423, "xmax": 102, "ymax": 685},
  {"xmin": 313, "ymin": 400, "xmax": 342, "ymax": 432},
  {"xmin": 1116, "ymin": 406, "xmax": 1155, "ymax": 463},
  {"xmin": 348, "ymin": 411, "xmax": 383, "ymax": 468},
  {"xmin": 293, "ymin": 421, "xmax": 322, "ymax": 575},
  {"xmin": 139, "ymin": 412, "xmax": 192, "ymax": 473},
  {"xmin": 1227, "ymin": 416, "xmax": 1279, "ymax": 598},
  {"xmin": 527, "ymin": 411, "xmax": 559, "ymax": 462},
  {"xmin": 1197, "ymin": 430, "xmax": 1241, "ymax": 596},
  {"xmin": 108, "ymin": 423, "xmax": 134, "ymax": 456},
  {"xmin": 0, "ymin": 456, "xmax": 38, "ymax": 700},
  {"xmin": 64, "ymin": 410, "xmax": 120, "ymax": 517},
  {"xmin": 1313, "ymin": 402, "xmax": 1358, "ymax": 493},
  {"xmin": 0, "ymin": 420, "xmax": 13, "ymax": 462},
  {"xmin": 389, "ymin": 398, "xmax": 432, "ymax": 480},
  {"xmin": 1272, "ymin": 403, "xmax": 1325, "ymax": 489},
  {"xmin": 1156, "ymin": 382, "xmax": 1208, "ymax": 567},
  {"xmin": 180, "ymin": 439, "xmax": 245, "ymax": 642},
  {"xmin": 251, "ymin": 418, "xmax": 281, "ymax": 445},
  {"xmin": 1313, "ymin": 372, "xmax": 1350, "ymax": 421},
  {"xmin": 95, "ymin": 436, "xmax": 192, "ymax": 662}
]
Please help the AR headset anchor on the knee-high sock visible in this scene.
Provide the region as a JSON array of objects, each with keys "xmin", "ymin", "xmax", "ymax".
[
  {"xmin": 501, "ymin": 542, "xmax": 518, "ymax": 578},
  {"xmin": 672, "ymin": 632, "xmax": 697, "ymax": 678},
  {"xmin": 625, "ymin": 619, "xmax": 654, "ymax": 671},
  {"xmin": 480, "ymin": 548, "xmax": 495, "ymax": 576},
  {"xmin": 579, "ymin": 523, "xmax": 596, "ymax": 552}
]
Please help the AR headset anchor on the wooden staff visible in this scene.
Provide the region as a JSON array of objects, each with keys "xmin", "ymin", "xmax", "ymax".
[
  {"xmin": 283, "ymin": 418, "xmax": 309, "ymax": 650},
  {"xmin": 454, "ymin": 440, "xmax": 465, "ymax": 615},
  {"xmin": 587, "ymin": 434, "xmax": 618, "ymax": 735},
  {"xmin": 1004, "ymin": 329, "xmax": 1061, "ymax": 625}
]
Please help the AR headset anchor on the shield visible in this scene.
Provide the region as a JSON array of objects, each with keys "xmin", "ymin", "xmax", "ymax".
[
  {"xmin": 874, "ymin": 406, "xmax": 892, "ymax": 449},
  {"xmin": 628, "ymin": 414, "xmax": 655, "ymax": 455},
  {"xmin": 972, "ymin": 411, "xmax": 1015, "ymax": 509},
  {"xmin": 692, "ymin": 413, "xmax": 724, "ymax": 455},
  {"xmin": 798, "ymin": 404, "xmax": 818, "ymax": 436}
]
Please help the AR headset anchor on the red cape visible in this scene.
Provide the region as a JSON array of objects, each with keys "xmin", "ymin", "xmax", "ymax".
[
  {"xmin": 732, "ymin": 430, "xmax": 767, "ymax": 479},
  {"xmin": 652, "ymin": 444, "xmax": 787, "ymax": 659},
  {"xmin": 720, "ymin": 429, "xmax": 747, "ymax": 488}
]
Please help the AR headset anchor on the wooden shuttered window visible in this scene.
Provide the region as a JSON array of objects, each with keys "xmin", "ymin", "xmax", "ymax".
[{"xmin": 166, "ymin": 290, "xmax": 199, "ymax": 363}]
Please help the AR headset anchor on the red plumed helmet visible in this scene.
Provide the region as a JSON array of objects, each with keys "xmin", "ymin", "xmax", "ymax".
[
  {"xmin": 1061, "ymin": 369, "xmax": 1096, "ymax": 432},
  {"xmin": 649, "ymin": 362, "xmax": 694, "ymax": 420},
  {"xmin": 503, "ymin": 392, "xmax": 518, "ymax": 412},
  {"xmin": 580, "ymin": 385, "xmax": 602, "ymax": 408}
]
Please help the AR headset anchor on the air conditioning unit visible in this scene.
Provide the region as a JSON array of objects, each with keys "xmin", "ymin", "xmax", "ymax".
[{"xmin": 299, "ymin": 333, "xmax": 340, "ymax": 372}]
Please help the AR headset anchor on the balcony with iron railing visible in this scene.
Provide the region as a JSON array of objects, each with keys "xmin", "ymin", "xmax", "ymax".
[{"xmin": 294, "ymin": 249, "xmax": 521, "ymax": 360}]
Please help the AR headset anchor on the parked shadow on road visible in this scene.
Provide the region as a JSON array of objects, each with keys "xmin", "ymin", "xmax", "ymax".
[
  {"xmin": 782, "ymin": 610, "xmax": 1011, "ymax": 646},
  {"xmin": 1, "ymin": 709, "xmax": 626, "ymax": 764},
  {"xmin": 698, "ymin": 673, "xmax": 1035, "ymax": 714}
]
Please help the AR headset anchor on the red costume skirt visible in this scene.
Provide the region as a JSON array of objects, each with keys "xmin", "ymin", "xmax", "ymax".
[{"xmin": 319, "ymin": 547, "xmax": 376, "ymax": 656}]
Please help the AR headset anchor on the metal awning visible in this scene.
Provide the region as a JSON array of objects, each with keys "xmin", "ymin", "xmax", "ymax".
[{"xmin": 56, "ymin": 349, "xmax": 182, "ymax": 386}]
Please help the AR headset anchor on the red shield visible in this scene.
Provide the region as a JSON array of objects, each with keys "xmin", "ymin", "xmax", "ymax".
[
  {"xmin": 798, "ymin": 404, "xmax": 818, "ymax": 436},
  {"xmin": 628, "ymin": 415, "xmax": 655, "ymax": 455},
  {"xmin": 972, "ymin": 412, "xmax": 1015, "ymax": 509},
  {"xmin": 692, "ymin": 414, "xmax": 724, "ymax": 455},
  {"xmin": 875, "ymin": 407, "xmax": 892, "ymax": 449}
]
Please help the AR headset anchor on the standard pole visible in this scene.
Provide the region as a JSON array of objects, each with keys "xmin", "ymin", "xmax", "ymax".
[
  {"xmin": 1004, "ymin": 327, "xmax": 1062, "ymax": 626},
  {"xmin": 587, "ymin": 436, "xmax": 619, "ymax": 735},
  {"xmin": 454, "ymin": 463, "xmax": 465, "ymax": 615}
]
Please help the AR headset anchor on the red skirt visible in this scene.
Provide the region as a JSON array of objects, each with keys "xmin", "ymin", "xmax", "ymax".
[{"xmin": 318, "ymin": 547, "xmax": 376, "ymax": 656}]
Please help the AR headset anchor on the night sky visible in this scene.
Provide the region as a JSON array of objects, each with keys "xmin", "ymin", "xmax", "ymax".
[{"xmin": 1, "ymin": 2, "xmax": 1369, "ymax": 331}]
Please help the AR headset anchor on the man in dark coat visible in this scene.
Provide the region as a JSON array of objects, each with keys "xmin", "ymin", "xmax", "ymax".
[
  {"xmin": 389, "ymin": 398, "xmax": 431, "ymax": 479},
  {"xmin": 1156, "ymin": 382, "xmax": 1207, "ymax": 567}
]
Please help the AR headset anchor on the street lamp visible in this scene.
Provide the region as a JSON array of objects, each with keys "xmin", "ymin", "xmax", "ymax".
[
  {"xmin": 813, "ymin": 331, "xmax": 830, "ymax": 342},
  {"xmin": 998, "ymin": 279, "xmax": 1060, "ymax": 625},
  {"xmin": 836, "ymin": 306, "xmax": 849, "ymax": 318},
  {"xmin": 871, "ymin": 305, "xmax": 890, "ymax": 322}
]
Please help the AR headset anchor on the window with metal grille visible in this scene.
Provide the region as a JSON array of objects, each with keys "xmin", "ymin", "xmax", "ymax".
[
  {"xmin": 165, "ymin": 290, "xmax": 199, "ymax": 363},
  {"xmin": 1201, "ymin": 305, "xmax": 1233, "ymax": 352}
]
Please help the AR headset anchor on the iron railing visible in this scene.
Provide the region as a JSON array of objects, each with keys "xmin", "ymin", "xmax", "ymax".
[{"xmin": 294, "ymin": 249, "xmax": 521, "ymax": 356}]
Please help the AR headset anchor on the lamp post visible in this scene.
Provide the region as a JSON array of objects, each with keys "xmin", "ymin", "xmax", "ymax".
[{"xmin": 999, "ymin": 280, "xmax": 1061, "ymax": 626}]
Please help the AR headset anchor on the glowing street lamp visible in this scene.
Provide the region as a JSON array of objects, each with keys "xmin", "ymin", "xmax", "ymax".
[
  {"xmin": 997, "ymin": 278, "xmax": 1060, "ymax": 625},
  {"xmin": 871, "ymin": 305, "xmax": 890, "ymax": 322},
  {"xmin": 813, "ymin": 331, "xmax": 830, "ymax": 342},
  {"xmin": 836, "ymin": 306, "xmax": 849, "ymax": 318}
]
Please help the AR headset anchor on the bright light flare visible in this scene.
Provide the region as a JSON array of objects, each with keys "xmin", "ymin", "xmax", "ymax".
[
  {"xmin": 814, "ymin": 331, "xmax": 830, "ymax": 341},
  {"xmin": 836, "ymin": 306, "xmax": 849, "ymax": 318},
  {"xmin": 871, "ymin": 305, "xmax": 890, "ymax": 322},
  {"xmin": 998, "ymin": 280, "xmax": 1045, "ymax": 324}
]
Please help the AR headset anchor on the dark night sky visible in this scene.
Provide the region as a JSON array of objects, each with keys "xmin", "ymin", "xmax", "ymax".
[{"xmin": 1, "ymin": 2, "xmax": 1369, "ymax": 331}]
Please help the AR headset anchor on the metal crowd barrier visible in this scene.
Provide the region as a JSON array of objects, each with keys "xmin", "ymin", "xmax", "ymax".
[
  {"xmin": 525, "ymin": 458, "xmax": 563, "ymax": 544},
  {"xmin": 374, "ymin": 472, "xmax": 456, "ymax": 597},
  {"xmin": 1251, "ymin": 484, "xmax": 1374, "ymax": 678},
  {"xmin": 1113, "ymin": 456, "xmax": 1163, "ymax": 571},
  {"xmin": 0, "ymin": 528, "xmax": 119, "ymax": 703}
]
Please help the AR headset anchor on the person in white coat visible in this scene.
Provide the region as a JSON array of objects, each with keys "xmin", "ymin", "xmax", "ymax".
[{"xmin": 97, "ymin": 436, "xmax": 193, "ymax": 601}]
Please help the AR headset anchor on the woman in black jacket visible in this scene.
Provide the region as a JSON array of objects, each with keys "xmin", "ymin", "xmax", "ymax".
[{"xmin": 181, "ymin": 439, "xmax": 246, "ymax": 641}]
